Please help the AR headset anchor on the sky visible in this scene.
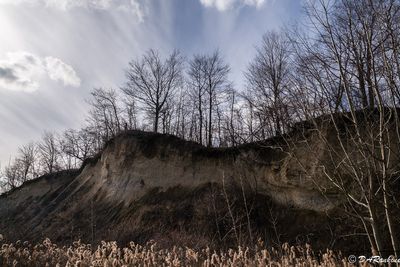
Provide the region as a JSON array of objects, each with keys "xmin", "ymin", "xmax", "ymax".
[{"xmin": 0, "ymin": 0, "xmax": 302, "ymax": 166}]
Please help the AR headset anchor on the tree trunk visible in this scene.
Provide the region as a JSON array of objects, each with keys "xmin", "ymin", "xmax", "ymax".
[
  {"xmin": 368, "ymin": 204, "xmax": 385, "ymax": 256},
  {"xmin": 199, "ymin": 97, "xmax": 203, "ymax": 145},
  {"xmin": 208, "ymin": 95, "xmax": 212, "ymax": 147},
  {"xmin": 154, "ymin": 109, "xmax": 159, "ymax": 133},
  {"xmin": 383, "ymin": 179, "xmax": 400, "ymax": 257}
]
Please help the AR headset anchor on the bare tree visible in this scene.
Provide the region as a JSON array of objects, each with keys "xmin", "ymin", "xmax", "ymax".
[
  {"xmin": 17, "ymin": 142, "xmax": 37, "ymax": 181},
  {"xmin": 245, "ymin": 31, "xmax": 292, "ymax": 136},
  {"xmin": 0, "ymin": 160, "xmax": 22, "ymax": 190},
  {"xmin": 38, "ymin": 132, "xmax": 60, "ymax": 174},
  {"xmin": 59, "ymin": 128, "xmax": 97, "ymax": 168},
  {"xmin": 203, "ymin": 51, "xmax": 230, "ymax": 147},
  {"xmin": 0, "ymin": 143, "xmax": 37, "ymax": 191},
  {"xmin": 172, "ymin": 85, "xmax": 192, "ymax": 139},
  {"xmin": 123, "ymin": 49, "xmax": 183, "ymax": 133},
  {"xmin": 121, "ymin": 97, "xmax": 137, "ymax": 131},
  {"xmin": 188, "ymin": 54, "xmax": 207, "ymax": 145},
  {"xmin": 87, "ymin": 88, "xmax": 122, "ymax": 142}
]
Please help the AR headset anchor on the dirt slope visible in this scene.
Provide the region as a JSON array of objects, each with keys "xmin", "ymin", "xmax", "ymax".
[{"xmin": 0, "ymin": 128, "xmax": 369, "ymax": 251}]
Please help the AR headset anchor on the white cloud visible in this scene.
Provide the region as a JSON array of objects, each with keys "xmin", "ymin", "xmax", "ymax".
[
  {"xmin": 0, "ymin": 0, "xmax": 145, "ymax": 20},
  {"xmin": 0, "ymin": 51, "xmax": 81, "ymax": 92},
  {"xmin": 199, "ymin": 0, "xmax": 265, "ymax": 11},
  {"xmin": 0, "ymin": 52, "xmax": 45, "ymax": 92},
  {"xmin": 44, "ymin": 57, "xmax": 81, "ymax": 87}
]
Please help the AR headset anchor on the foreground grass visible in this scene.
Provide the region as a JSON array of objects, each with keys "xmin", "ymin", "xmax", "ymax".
[{"xmin": 0, "ymin": 235, "xmax": 355, "ymax": 267}]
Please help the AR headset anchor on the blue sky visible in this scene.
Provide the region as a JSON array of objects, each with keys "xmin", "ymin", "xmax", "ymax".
[{"xmin": 0, "ymin": 0, "xmax": 302, "ymax": 165}]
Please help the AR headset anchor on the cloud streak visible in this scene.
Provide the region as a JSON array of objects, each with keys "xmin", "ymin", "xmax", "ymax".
[
  {"xmin": 0, "ymin": 0, "xmax": 145, "ymax": 20},
  {"xmin": 0, "ymin": 51, "xmax": 81, "ymax": 92},
  {"xmin": 199, "ymin": 0, "xmax": 266, "ymax": 11}
]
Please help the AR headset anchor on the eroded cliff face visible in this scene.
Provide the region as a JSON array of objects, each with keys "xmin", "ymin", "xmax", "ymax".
[
  {"xmin": 75, "ymin": 130, "xmax": 336, "ymax": 212},
  {"xmin": 0, "ymin": 128, "xmax": 364, "ymax": 250}
]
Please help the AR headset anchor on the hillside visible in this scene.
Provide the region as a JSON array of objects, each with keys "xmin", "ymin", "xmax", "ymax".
[{"xmin": 0, "ymin": 123, "xmax": 376, "ymax": 252}]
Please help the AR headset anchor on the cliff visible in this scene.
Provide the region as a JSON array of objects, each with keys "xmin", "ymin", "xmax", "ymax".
[{"xmin": 0, "ymin": 117, "xmax": 380, "ymax": 251}]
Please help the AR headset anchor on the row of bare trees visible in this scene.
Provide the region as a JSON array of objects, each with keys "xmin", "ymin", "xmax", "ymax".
[
  {"xmin": 0, "ymin": 129, "xmax": 101, "ymax": 191},
  {"xmin": 1, "ymin": 0, "xmax": 400, "ymax": 255},
  {"xmin": 84, "ymin": 49, "xmax": 239, "ymax": 147}
]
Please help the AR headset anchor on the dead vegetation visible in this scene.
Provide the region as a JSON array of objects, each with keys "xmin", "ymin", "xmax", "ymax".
[{"xmin": 0, "ymin": 235, "xmax": 355, "ymax": 267}]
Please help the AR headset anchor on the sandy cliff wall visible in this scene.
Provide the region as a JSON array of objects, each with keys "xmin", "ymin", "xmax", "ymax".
[{"xmin": 72, "ymin": 130, "xmax": 336, "ymax": 212}]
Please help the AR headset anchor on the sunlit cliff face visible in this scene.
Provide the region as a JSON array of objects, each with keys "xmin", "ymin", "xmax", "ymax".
[{"xmin": 0, "ymin": 0, "xmax": 301, "ymax": 165}]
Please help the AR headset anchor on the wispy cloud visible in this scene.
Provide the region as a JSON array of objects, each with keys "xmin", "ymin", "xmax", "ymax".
[
  {"xmin": 0, "ymin": 0, "xmax": 146, "ymax": 21},
  {"xmin": 199, "ymin": 0, "xmax": 266, "ymax": 11},
  {"xmin": 0, "ymin": 51, "xmax": 81, "ymax": 92}
]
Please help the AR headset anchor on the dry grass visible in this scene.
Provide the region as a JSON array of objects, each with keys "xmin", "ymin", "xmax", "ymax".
[{"xmin": 0, "ymin": 235, "xmax": 355, "ymax": 267}]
